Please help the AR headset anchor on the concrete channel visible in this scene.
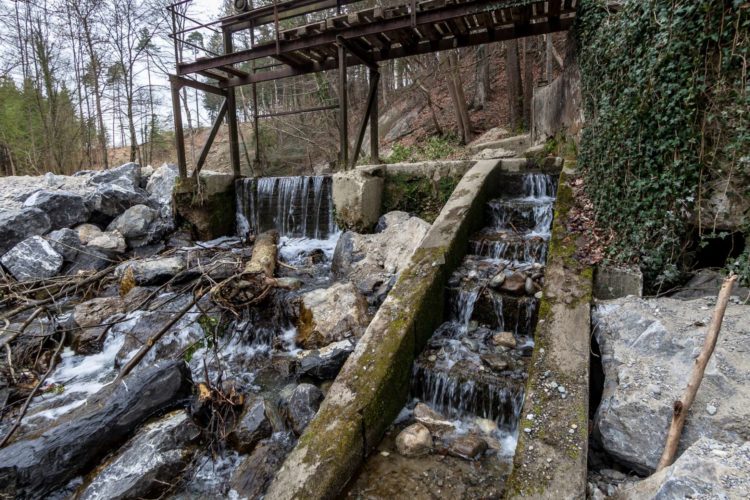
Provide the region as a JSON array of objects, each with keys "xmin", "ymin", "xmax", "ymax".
[{"xmin": 266, "ymin": 158, "xmax": 590, "ymax": 499}]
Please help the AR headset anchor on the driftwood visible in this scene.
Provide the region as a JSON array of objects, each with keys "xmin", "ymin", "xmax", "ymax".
[
  {"xmin": 244, "ymin": 230, "xmax": 279, "ymax": 277},
  {"xmin": 655, "ymin": 274, "xmax": 737, "ymax": 471}
]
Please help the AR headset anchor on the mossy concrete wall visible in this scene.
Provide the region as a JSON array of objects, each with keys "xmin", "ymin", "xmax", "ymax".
[
  {"xmin": 266, "ymin": 159, "xmax": 510, "ymax": 500},
  {"xmin": 174, "ymin": 171, "xmax": 236, "ymax": 240},
  {"xmin": 505, "ymin": 171, "xmax": 593, "ymax": 499}
]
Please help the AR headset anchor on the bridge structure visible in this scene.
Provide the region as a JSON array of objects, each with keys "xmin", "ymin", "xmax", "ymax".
[{"xmin": 167, "ymin": 0, "xmax": 577, "ymax": 180}]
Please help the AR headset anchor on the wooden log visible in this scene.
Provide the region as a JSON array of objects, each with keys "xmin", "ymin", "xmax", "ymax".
[
  {"xmin": 655, "ymin": 274, "xmax": 737, "ymax": 471},
  {"xmin": 245, "ymin": 230, "xmax": 279, "ymax": 277}
]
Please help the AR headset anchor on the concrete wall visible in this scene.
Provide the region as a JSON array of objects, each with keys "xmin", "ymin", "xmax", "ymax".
[
  {"xmin": 531, "ymin": 63, "xmax": 585, "ymax": 145},
  {"xmin": 267, "ymin": 159, "xmax": 517, "ymax": 499},
  {"xmin": 505, "ymin": 171, "xmax": 593, "ymax": 498}
]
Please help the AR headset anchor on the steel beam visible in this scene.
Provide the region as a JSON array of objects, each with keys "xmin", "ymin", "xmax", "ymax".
[
  {"xmin": 170, "ymin": 75, "xmax": 225, "ymax": 96},
  {"xmin": 194, "ymin": 99, "xmax": 228, "ymax": 177},
  {"xmin": 223, "ymin": 30, "xmax": 242, "ymax": 179},
  {"xmin": 170, "ymin": 79, "xmax": 188, "ymax": 179},
  {"xmin": 351, "ymin": 69, "xmax": 379, "ymax": 167},
  {"xmin": 177, "ymin": 0, "xmax": 558, "ymax": 75},
  {"xmin": 369, "ymin": 67, "xmax": 379, "ymax": 163},
  {"xmin": 338, "ymin": 44, "xmax": 348, "ymax": 168}
]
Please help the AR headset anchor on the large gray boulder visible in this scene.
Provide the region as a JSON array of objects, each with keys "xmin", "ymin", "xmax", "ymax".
[
  {"xmin": 87, "ymin": 230, "xmax": 127, "ymax": 254},
  {"xmin": 85, "ymin": 184, "xmax": 149, "ymax": 221},
  {"xmin": 296, "ymin": 282, "xmax": 369, "ymax": 349},
  {"xmin": 47, "ymin": 228, "xmax": 82, "ymax": 262},
  {"xmin": 295, "ymin": 338, "xmax": 355, "ymax": 380},
  {"xmin": 332, "ymin": 211, "xmax": 430, "ymax": 304},
  {"xmin": 88, "ymin": 162, "xmax": 141, "ymax": 191},
  {"xmin": 0, "ymin": 360, "xmax": 193, "ymax": 499},
  {"xmin": 593, "ymin": 297, "xmax": 750, "ymax": 474},
  {"xmin": 146, "ymin": 164, "xmax": 178, "ymax": 213},
  {"xmin": 107, "ymin": 204, "xmax": 163, "ymax": 248},
  {"xmin": 0, "ymin": 208, "xmax": 51, "ymax": 255},
  {"xmin": 78, "ymin": 410, "xmax": 201, "ymax": 500},
  {"xmin": 22, "ymin": 190, "xmax": 89, "ymax": 230},
  {"xmin": 287, "ymin": 383, "xmax": 324, "ymax": 435},
  {"xmin": 616, "ymin": 437, "xmax": 750, "ymax": 499},
  {"xmin": 1, "ymin": 236, "xmax": 63, "ymax": 281}
]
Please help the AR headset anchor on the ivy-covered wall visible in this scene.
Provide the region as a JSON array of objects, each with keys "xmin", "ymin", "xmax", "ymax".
[{"xmin": 575, "ymin": 0, "xmax": 749, "ymax": 289}]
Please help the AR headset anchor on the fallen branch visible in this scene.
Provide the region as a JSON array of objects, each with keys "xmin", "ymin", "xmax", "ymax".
[
  {"xmin": 114, "ymin": 287, "xmax": 209, "ymax": 383},
  {"xmin": 0, "ymin": 307, "xmax": 45, "ymax": 351},
  {"xmin": 655, "ymin": 274, "xmax": 737, "ymax": 471},
  {"xmin": 0, "ymin": 331, "xmax": 66, "ymax": 448},
  {"xmin": 244, "ymin": 230, "xmax": 279, "ymax": 277}
]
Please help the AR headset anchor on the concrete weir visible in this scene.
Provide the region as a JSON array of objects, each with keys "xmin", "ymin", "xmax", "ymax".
[{"xmin": 266, "ymin": 159, "xmax": 582, "ymax": 499}]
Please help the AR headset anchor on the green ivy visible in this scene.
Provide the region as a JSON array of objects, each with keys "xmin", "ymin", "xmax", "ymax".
[{"xmin": 575, "ymin": 0, "xmax": 749, "ymax": 290}]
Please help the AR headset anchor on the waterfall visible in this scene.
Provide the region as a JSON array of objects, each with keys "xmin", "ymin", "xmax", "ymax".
[{"xmin": 236, "ymin": 175, "xmax": 335, "ymax": 239}]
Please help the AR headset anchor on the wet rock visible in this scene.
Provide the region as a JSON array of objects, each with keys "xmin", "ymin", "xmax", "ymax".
[
  {"xmin": 76, "ymin": 223, "xmax": 104, "ymax": 244},
  {"xmin": 87, "ymin": 230, "xmax": 127, "ymax": 254},
  {"xmin": 489, "ymin": 272, "xmax": 506, "ymax": 289},
  {"xmin": 297, "ymin": 282, "xmax": 369, "ymax": 349},
  {"xmin": 492, "ymin": 331, "xmax": 517, "ymax": 349},
  {"xmin": 106, "ymin": 204, "xmax": 160, "ymax": 247},
  {"xmin": 78, "ymin": 410, "xmax": 200, "ymax": 500},
  {"xmin": 332, "ymin": 211, "xmax": 430, "ymax": 304},
  {"xmin": 414, "ymin": 403, "xmax": 454, "ymax": 434},
  {"xmin": 72, "ymin": 297, "xmax": 126, "ymax": 354},
  {"xmin": 448, "ymin": 435, "xmax": 488, "ymax": 460},
  {"xmin": 395, "ymin": 423, "xmax": 433, "ymax": 457},
  {"xmin": 671, "ymin": 269, "xmax": 750, "ymax": 300},
  {"xmin": 115, "ymin": 255, "xmax": 186, "ymax": 286},
  {"xmin": 499, "ymin": 272, "xmax": 527, "ymax": 295},
  {"xmin": 22, "ymin": 190, "xmax": 89, "ymax": 229},
  {"xmin": 88, "ymin": 162, "xmax": 141, "ymax": 191},
  {"xmin": 481, "ymin": 353, "xmax": 510, "ymax": 372},
  {"xmin": 228, "ymin": 398, "xmax": 273, "ymax": 453},
  {"xmin": 525, "ymin": 277, "xmax": 536, "ymax": 295},
  {"xmin": 1, "ymin": 236, "xmax": 63, "ymax": 281},
  {"xmin": 296, "ymin": 338, "xmax": 355, "ymax": 380},
  {"xmin": 287, "ymin": 383, "xmax": 324, "ymax": 435},
  {"xmin": 616, "ymin": 437, "xmax": 750, "ymax": 499},
  {"xmin": 275, "ymin": 277, "xmax": 303, "ymax": 290},
  {"xmin": 47, "ymin": 228, "xmax": 82, "ymax": 262},
  {"xmin": 0, "ymin": 208, "xmax": 51, "ymax": 255},
  {"xmin": 0, "ymin": 360, "xmax": 193, "ymax": 499},
  {"xmin": 230, "ymin": 436, "xmax": 294, "ymax": 499},
  {"xmin": 593, "ymin": 297, "xmax": 750, "ymax": 473}
]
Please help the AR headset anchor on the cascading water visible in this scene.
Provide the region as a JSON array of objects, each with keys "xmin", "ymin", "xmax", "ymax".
[{"xmin": 410, "ymin": 171, "xmax": 557, "ymax": 450}]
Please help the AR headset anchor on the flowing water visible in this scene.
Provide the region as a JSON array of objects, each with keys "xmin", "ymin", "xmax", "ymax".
[{"xmin": 348, "ymin": 172, "xmax": 557, "ymax": 497}]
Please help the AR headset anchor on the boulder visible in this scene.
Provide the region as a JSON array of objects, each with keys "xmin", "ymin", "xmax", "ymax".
[
  {"xmin": 77, "ymin": 410, "xmax": 201, "ymax": 500},
  {"xmin": 85, "ymin": 184, "xmax": 149, "ymax": 221},
  {"xmin": 492, "ymin": 331, "xmax": 517, "ymax": 349},
  {"xmin": 331, "ymin": 166, "xmax": 384, "ymax": 231},
  {"xmin": 297, "ymin": 282, "xmax": 369, "ymax": 349},
  {"xmin": 671, "ymin": 269, "xmax": 750, "ymax": 301},
  {"xmin": 22, "ymin": 190, "xmax": 89, "ymax": 229},
  {"xmin": 65, "ymin": 248, "xmax": 111, "ymax": 276},
  {"xmin": 0, "ymin": 208, "xmax": 51, "ymax": 255},
  {"xmin": 115, "ymin": 255, "xmax": 187, "ymax": 286},
  {"xmin": 332, "ymin": 211, "xmax": 430, "ymax": 304},
  {"xmin": 87, "ymin": 230, "xmax": 127, "ymax": 254},
  {"xmin": 499, "ymin": 271, "xmax": 527, "ymax": 295},
  {"xmin": 230, "ymin": 437, "xmax": 294, "ymax": 499},
  {"xmin": 106, "ymin": 204, "xmax": 160, "ymax": 247},
  {"xmin": 593, "ymin": 297, "xmax": 750, "ymax": 474},
  {"xmin": 72, "ymin": 297, "xmax": 126, "ymax": 354},
  {"xmin": 617, "ymin": 437, "xmax": 750, "ymax": 499},
  {"xmin": 76, "ymin": 223, "xmax": 104, "ymax": 244},
  {"xmin": 395, "ymin": 423, "xmax": 433, "ymax": 457},
  {"xmin": 47, "ymin": 228, "xmax": 82, "ymax": 262},
  {"xmin": 414, "ymin": 403, "xmax": 455, "ymax": 434},
  {"xmin": 88, "ymin": 162, "xmax": 141, "ymax": 191},
  {"xmin": 227, "ymin": 398, "xmax": 273, "ymax": 453},
  {"xmin": 1, "ymin": 236, "xmax": 63, "ymax": 281},
  {"xmin": 287, "ymin": 383, "xmax": 324, "ymax": 435},
  {"xmin": 447, "ymin": 435, "xmax": 488, "ymax": 460},
  {"xmin": 296, "ymin": 338, "xmax": 355, "ymax": 380},
  {"xmin": 0, "ymin": 360, "xmax": 193, "ymax": 499},
  {"xmin": 146, "ymin": 164, "xmax": 178, "ymax": 213}
]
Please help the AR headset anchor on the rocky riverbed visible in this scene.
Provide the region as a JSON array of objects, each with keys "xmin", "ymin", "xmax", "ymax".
[{"xmin": 0, "ymin": 165, "xmax": 430, "ymax": 498}]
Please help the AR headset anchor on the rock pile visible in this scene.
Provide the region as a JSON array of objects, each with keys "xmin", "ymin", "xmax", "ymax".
[{"xmin": 0, "ymin": 163, "xmax": 178, "ymax": 281}]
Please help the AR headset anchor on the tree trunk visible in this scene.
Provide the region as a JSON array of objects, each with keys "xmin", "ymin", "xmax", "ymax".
[
  {"xmin": 472, "ymin": 45, "xmax": 491, "ymax": 110},
  {"xmin": 506, "ymin": 40, "xmax": 523, "ymax": 132},
  {"xmin": 445, "ymin": 51, "xmax": 472, "ymax": 144},
  {"xmin": 244, "ymin": 230, "xmax": 279, "ymax": 277},
  {"xmin": 522, "ymin": 37, "xmax": 534, "ymax": 130}
]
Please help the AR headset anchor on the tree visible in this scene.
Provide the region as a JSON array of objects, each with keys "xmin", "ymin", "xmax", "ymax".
[{"xmin": 506, "ymin": 39, "xmax": 523, "ymax": 131}]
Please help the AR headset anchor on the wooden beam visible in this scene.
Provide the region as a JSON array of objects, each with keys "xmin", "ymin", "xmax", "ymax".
[
  {"xmin": 170, "ymin": 75, "xmax": 225, "ymax": 96},
  {"xmin": 224, "ymin": 30, "xmax": 241, "ymax": 179},
  {"xmin": 351, "ymin": 69, "xmax": 380, "ymax": 167},
  {"xmin": 170, "ymin": 80, "xmax": 187, "ymax": 179},
  {"xmin": 338, "ymin": 44, "xmax": 348, "ymax": 168},
  {"xmin": 337, "ymin": 35, "xmax": 378, "ymax": 69}
]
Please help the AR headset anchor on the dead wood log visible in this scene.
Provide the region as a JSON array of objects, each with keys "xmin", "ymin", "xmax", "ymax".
[
  {"xmin": 655, "ymin": 274, "xmax": 737, "ymax": 471},
  {"xmin": 244, "ymin": 230, "xmax": 279, "ymax": 277}
]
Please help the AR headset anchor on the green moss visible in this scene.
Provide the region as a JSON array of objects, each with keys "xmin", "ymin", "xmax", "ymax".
[{"xmin": 382, "ymin": 173, "xmax": 460, "ymax": 223}]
